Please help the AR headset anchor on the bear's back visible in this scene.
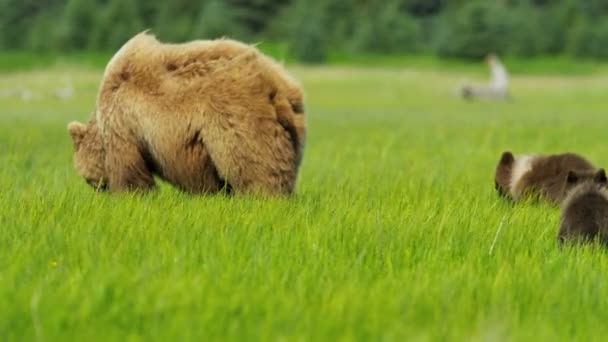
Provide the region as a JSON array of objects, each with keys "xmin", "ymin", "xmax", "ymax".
[
  {"xmin": 99, "ymin": 32, "xmax": 260, "ymax": 97},
  {"xmin": 560, "ymin": 183, "xmax": 608, "ymax": 243}
]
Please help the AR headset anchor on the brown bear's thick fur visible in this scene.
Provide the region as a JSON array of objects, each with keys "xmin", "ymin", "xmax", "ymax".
[
  {"xmin": 68, "ymin": 32, "xmax": 306, "ymax": 195},
  {"xmin": 558, "ymin": 169, "xmax": 608, "ymax": 244},
  {"xmin": 494, "ymin": 151, "xmax": 595, "ymax": 204}
]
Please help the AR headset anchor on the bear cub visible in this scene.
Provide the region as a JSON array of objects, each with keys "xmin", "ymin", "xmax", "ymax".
[
  {"xmin": 494, "ymin": 151, "xmax": 595, "ymax": 204},
  {"xmin": 558, "ymin": 168, "xmax": 608, "ymax": 245}
]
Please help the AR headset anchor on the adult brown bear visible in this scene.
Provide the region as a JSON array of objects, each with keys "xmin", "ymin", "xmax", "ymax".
[{"xmin": 68, "ymin": 32, "xmax": 306, "ymax": 196}]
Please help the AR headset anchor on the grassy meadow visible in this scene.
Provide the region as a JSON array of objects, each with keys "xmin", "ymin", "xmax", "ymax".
[{"xmin": 2, "ymin": 61, "xmax": 608, "ymax": 341}]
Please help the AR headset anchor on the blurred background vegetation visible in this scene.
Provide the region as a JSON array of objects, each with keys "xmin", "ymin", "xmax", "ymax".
[{"xmin": 2, "ymin": 0, "xmax": 608, "ymax": 64}]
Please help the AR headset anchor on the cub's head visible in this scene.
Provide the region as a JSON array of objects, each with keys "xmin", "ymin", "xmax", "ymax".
[
  {"xmin": 495, "ymin": 151, "xmax": 515, "ymax": 198},
  {"xmin": 565, "ymin": 168, "xmax": 607, "ymax": 191},
  {"xmin": 67, "ymin": 120, "xmax": 108, "ymax": 191},
  {"xmin": 559, "ymin": 168, "xmax": 608, "ymax": 245}
]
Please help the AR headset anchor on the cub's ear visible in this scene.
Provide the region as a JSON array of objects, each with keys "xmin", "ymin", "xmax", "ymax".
[
  {"xmin": 499, "ymin": 151, "xmax": 515, "ymax": 165},
  {"xmin": 67, "ymin": 121, "xmax": 86, "ymax": 148},
  {"xmin": 567, "ymin": 170, "xmax": 578, "ymax": 184},
  {"xmin": 595, "ymin": 168, "xmax": 607, "ymax": 183}
]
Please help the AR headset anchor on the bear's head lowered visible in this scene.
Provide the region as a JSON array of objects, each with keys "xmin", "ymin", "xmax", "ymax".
[
  {"xmin": 494, "ymin": 151, "xmax": 515, "ymax": 198},
  {"xmin": 67, "ymin": 119, "xmax": 107, "ymax": 191}
]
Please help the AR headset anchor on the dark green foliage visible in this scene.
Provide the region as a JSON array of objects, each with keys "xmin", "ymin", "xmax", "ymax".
[
  {"xmin": 504, "ymin": 5, "xmax": 540, "ymax": 57},
  {"xmin": 136, "ymin": 0, "xmax": 160, "ymax": 28},
  {"xmin": 89, "ymin": 0, "xmax": 144, "ymax": 51},
  {"xmin": 507, "ymin": 5, "xmax": 566, "ymax": 57},
  {"xmin": 403, "ymin": 0, "xmax": 444, "ymax": 17},
  {"xmin": 575, "ymin": 0, "xmax": 608, "ymax": 20},
  {"xmin": 226, "ymin": 0, "xmax": 289, "ymax": 35},
  {"xmin": 568, "ymin": 18, "xmax": 608, "ymax": 59},
  {"xmin": 0, "ymin": 0, "xmax": 59, "ymax": 49},
  {"xmin": 27, "ymin": 12, "xmax": 58, "ymax": 52},
  {"xmin": 435, "ymin": 1, "xmax": 511, "ymax": 59},
  {"xmin": 279, "ymin": 0, "xmax": 328, "ymax": 63},
  {"xmin": 56, "ymin": 0, "xmax": 98, "ymax": 50},
  {"xmin": 154, "ymin": 0, "xmax": 198, "ymax": 42},
  {"xmin": 193, "ymin": 0, "xmax": 244, "ymax": 40},
  {"xmin": 2, "ymin": 0, "xmax": 608, "ymax": 61},
  {"xmin": 349, "ymin": 2, "xmax": 420, "ymax": 54}
]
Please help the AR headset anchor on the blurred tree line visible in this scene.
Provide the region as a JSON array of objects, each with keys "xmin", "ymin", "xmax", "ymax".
[{"xmin": 1, "ymin": 0, "xmax": 608, "ymax": 62}]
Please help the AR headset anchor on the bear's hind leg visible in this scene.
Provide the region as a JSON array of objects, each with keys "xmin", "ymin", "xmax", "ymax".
[
  {"xmin": 164, "ymin": 141, "xmax": 226, "ymax": 194},
  {"xmin": 200, "ymin": 115, "xmax": 297, "ymax": 196},
  {"xmin": 105, "ymin": 139, "xmax": 156, "ymax": 192}
]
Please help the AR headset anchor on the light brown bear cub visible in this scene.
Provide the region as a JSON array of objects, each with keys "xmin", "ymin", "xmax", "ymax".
[
  {"xmin": 558, "ymin": 168, "xmax": 608, "ymax": 245},
  {"xmin": 68, "ymin": 32, "xmax": 306, "ymax": 195},
  {"xmin": 494, "ymin": 151, "xmax": 595, "ymax": 204}
]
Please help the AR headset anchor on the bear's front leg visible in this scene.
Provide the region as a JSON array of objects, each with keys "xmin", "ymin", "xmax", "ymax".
[{"xmin": 105, "ymin": 138, "xmax": 156, "ymax": 192}]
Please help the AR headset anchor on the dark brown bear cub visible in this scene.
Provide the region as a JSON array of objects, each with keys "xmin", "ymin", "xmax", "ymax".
[
  {"xmin": 558, "ymin": 168, "xmax": 608, "ymax": 245},
  {"xmin": 494, "ymin": 151, "xmax": 595, "ymax": 204}
]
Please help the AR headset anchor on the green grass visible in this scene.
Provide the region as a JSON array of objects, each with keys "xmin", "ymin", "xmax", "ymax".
[
  {"xmin": 3, "ymin": 48, "xmax": 608, "ymax": 76},
  {"xmin": 322, "ymin": 52, "xmax": 608, "ymax": 75},
  {"xmin": 2, "ymin": 63, "xmax": 608, "ymax": 341}
]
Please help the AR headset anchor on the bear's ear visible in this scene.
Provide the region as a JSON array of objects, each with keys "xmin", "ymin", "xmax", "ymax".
[
  {"xmin": 499, "ymin": 151, "xmax": 515, "ymax": 165},
  {"xmin": 595, "ymin": 168, "xmax": 607, "ymax": 183},
  {"xmin": 67, "ymin": 121, "xmax": 86, "ymax": 148},
  {"xmin": 567, "ymin": 170, "xmax": 578, "ymax": 184}
]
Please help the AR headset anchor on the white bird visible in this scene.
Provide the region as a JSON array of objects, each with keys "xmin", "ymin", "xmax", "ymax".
[
  {"xmin": 487, "ymin": 54, "xmax": 508, "ymax": 93},
  {"xmin": 459, "ymin": 53, "xmax": 511, "ymax": 101}
]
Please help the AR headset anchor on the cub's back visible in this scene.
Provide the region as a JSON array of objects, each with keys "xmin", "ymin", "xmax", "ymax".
[{"xmin": 559, "ymin": 183, "xmax": 608, "ymax": 243}]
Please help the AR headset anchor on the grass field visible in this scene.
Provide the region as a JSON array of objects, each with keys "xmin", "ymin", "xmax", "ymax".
[{"xmin": 2, "ymin": 63, "xmax": 608, "ymax": 341}]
